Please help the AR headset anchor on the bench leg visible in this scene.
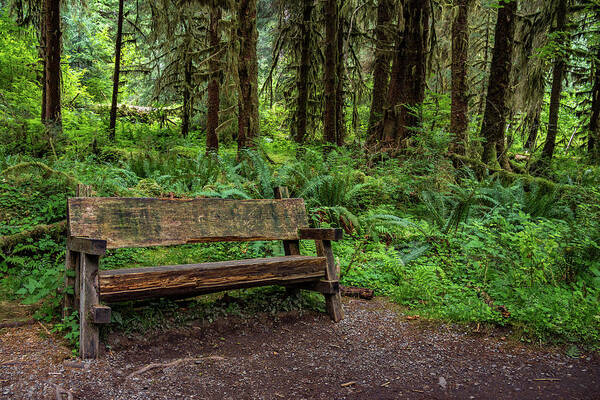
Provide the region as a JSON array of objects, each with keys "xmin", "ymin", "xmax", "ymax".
[
  {"xmin": 63, "ymin": 249, "xmax": 80, "ymax": 319},
  {"xmin": 80, "ymin": 253, "xmax": 100, "ymax": 359},
  {"xmin": 316, "ymin": 240, "xmax": 344, "ymax": 322}
]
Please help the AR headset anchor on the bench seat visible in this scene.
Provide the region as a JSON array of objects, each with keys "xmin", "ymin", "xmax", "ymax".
[{"xmin": 99, "ymin": 255, "xmax": 327, "ymax": 303}]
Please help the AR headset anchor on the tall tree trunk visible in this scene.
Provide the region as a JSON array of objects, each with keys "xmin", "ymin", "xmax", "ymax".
[
  {"xmin": 479, "ymin": 0, "xmax": 516, "ymax": 168},
  {"xmin": 294, "ymin": 0, "xmax": 313, "ymax": 144},
  {"xmin": 367, "ymin": 0, "xmax": 392, "ymax": 147},
  {"xmin": 206, "ymin": 7, "xmax": 221, "ymax": 153},
  {"xmin": 477, "ymin": 10, "xmax": 491, "ymax": 118},
  {"xmin": 525, "ymin": 109, "xmax": 541, "ymax": 150},
  {"xmin": 44, "ymin": 0, "xmax": 62, "ymax": 136},
  {"xmin": 539, "ymin": 0, "xmax": 568, "ymax": 167},
  {"xmin": 40, "ymin": 0, "xmax": 47, "ymax": 124},
  {"xmin": 108, "ymin": 0, "xmax": 124, "ymax": 141},
  {"xmin": 589, "ymin": 48, "xmax": 600, "ymax": 163},
  {"xmin": 379, "ymin": 0, "xmax": 430, "ymax": 149},
  {"xmin": 323, "ymin": 0, "xmax": 338, "ymax": 145},
  {"xmin": 335, "ymin": 8, "xmax": 345, "ymax": 147},
  {"xmin": 237, "ymin": 0, "xmax": 259, "ymax": 152},
  {"xmin": 450, "ymin": 0, "xmax": 470, "ymax": 156},
  {"xmin": 181, "ymin": 57, "xmax": 192, "ymax": 138}
]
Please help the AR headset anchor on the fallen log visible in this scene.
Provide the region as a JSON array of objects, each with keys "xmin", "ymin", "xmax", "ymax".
[
  {"xmin": 340, "ymin": 285, "xmax": 374, "ymax": 300},
  {"xmin": 0, "ymin": 220, "xmax": 67, "ymax": 252},
  {"xmin": 0, "ymin": 319, "xmax": 36, "ymax": 328}
]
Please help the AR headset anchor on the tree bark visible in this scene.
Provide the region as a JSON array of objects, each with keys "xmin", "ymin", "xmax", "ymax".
[
  {"xmin": 479, "ymin": 0, "xmax": 516, "ymax": 168},
  {"xmin": 525, "ymin": 109, "xmax": 541, "ymax": 150},
  {"xmin": 589, "ymin": 48, "xmax": 600, "ymax": 162},
  {"xmin": 450, "ymin": 0, "xmax": 470, "ymax": 156},
  {"xmin": 323, "ymin": 0, "xmax": 338, "ymax": 146},
  {"xmin": 539, "ymin": 0, "xmax": 568, "ymax": 167},
  {"xmin": 367, "ymin": 0, "xmax": 392, "ymax": 147},
  {"xmin": 294, "ymin": 0, "xmax": 313, "ymax": 144},
  {"xmin": 40, "ymin": 0, "xmax": 47, "ymax": 124},
  {"xmin": 206, "ymin": 7, "xmax": 221, "ymax": 153},
  {"xmin": 335, "ymin": 8, "xmax": 345, "ymax": 147},
  {"xmin": 380, "ymin": 0, "xmax": 430, "ymax": 149},
  {"xmin": 44, "ymin": 0, "xmax": 62, "ymax": 136},
  {"xmin": 181, "ymin": 58, "xmax": 192, "ymax": 138},
  {"xmin": 237, "ymin": 0, "xmax": 259, "ymax": 152},
  {"xmin": 108, "ymin": 0, "xmax": 124, "ymax": 141}
]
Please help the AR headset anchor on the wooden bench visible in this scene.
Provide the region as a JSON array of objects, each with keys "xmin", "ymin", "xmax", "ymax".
[{"xmin": 63, "ymin": 187, "xmax": 344, "ymax": 359}]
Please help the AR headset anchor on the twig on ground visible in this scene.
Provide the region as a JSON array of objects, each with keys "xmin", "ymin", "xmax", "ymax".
[
  {"xmin": 37, "ymin": 320, "xmax": 52, "ymax": 336},
  {"xmin": 126, "ymin": 357, "xmax": 202, "ymax": 379}
]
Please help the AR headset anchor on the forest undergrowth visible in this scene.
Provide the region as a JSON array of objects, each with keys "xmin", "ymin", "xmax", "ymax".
[{"xmin": 1, "ymin": 121, "xmax": 599, "ymax": 354}]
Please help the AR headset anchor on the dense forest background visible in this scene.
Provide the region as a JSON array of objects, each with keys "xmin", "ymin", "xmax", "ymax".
[{"xmin": 1, "ymin": 0, "xmax": 599, "ymax": 352}]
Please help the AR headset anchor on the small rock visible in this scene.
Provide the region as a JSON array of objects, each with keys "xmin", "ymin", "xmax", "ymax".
[{"xmin": 438, "ymin": 376, "xmax": 447, "ymax": 390}]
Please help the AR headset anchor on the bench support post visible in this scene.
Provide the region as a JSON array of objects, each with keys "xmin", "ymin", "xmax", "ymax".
[
  {"xmin": 316, "ymin": 239, "xmax": 344, "ymax": 322},
  {"xmin": 80, "ymin": 253, "xmax": 101, "ymax": 359},
  {"xmin": 63, "ymin": 250, "xmax": 80, "ymax": 319}
]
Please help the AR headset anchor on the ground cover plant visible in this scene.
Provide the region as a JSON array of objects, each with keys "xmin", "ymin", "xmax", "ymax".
[{"xmin": 1, "ymin": 0, "xmax": 599, "ymax": 358}]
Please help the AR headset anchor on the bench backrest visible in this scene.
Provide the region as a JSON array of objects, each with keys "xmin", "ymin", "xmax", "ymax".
[{"xmin": 67, "ymin": 197, "xmax": 309, "ymax": 249}]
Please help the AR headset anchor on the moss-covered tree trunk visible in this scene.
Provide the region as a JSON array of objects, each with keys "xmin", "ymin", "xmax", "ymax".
[
  {"xmin": 108, "ymin": 0, "xmax": 124, "ymax": 141},
  {"xmin": 480, "ymin": 0, "xmax": 516, "ymax": 169},
  {"xmin": 40, "ymin": 0, "xmax": 47, "ymax": 124},
  {"xmin": 525, "ymin": 109, "xmax": 541, "ymax": 150},
  {"xmin": 380, "ymin": 0, "xmax": 430, "ymax": 149},
  {"xmin": 295, "ymin": 0, "xmax": 313, "ymax": 144},
  {"xmin": 44, "ymin": 0, "xmax": 62, "ymax": 136},
  {"xmin": 237, "ymin": 0, "xmax": 259, "ymax": 152},
  {"xmin": 206, "ymin": 7, "xmax": 221, "ymax": 153},
  {"xmin": 450, "ymin": 0, "xmax": 470, "ymax": 156},
  {"xmin": 589, "ymin": 48, "xmax": 600, "ymax": 163},
  {"xmin": 181, "ymin": 57, "xmax": 192, "ymax": 138},
  {"xmin": 367, "ymin": 0, "xmax": 392, "ymax": 147},
  {"xmin": 335, "ymin": 8, "xmax": 345, "ymax": 147},
  {"xmin": 539, "ymin": 0, "xmax": 568, "ymax": 167},
  {"xmin": 323, "ymin": 0, "xmax": 338, "ymax": 145}
]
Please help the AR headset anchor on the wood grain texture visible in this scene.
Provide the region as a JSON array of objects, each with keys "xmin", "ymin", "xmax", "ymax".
[
  {"xmin": 274, "ymin": 187, "xmax": 301, "ymax": 256},
  {"xmin": 299, "ymin": 228, "xmax": 343, "ymax": 241},
  {"xmin": 99, "ymin": 256, "xmax": 326, "ymax": 303},
  {"xmin": 62, "ymin": 250, "xmax": 79, "ymax": 319},
  {"xmin": 67, "ymin": 237, "xmax": 107, "ymax": 255},
  {"xmin": 91, "ymin": 305, "xmax": 111, "ymax": 324},
  {"xmin": 317, "ymin": 239, "xmax": 344, "ymax": 322},
  {"xmin": 80, "ymin": 253, "xmax": 100, "ymax": 359},
  {"xmin": 68, "ymin": 197, "xmax": 309, "ymax": 249}
]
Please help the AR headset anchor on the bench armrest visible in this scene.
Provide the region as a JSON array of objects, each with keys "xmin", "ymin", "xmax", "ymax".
[
  {"xmin": 298, "ymin": 228, "xmax": 343, "ymax": 241},
  {"xmin": 67, "ymin": 237, "xmax": 107, "ymax": 256}
]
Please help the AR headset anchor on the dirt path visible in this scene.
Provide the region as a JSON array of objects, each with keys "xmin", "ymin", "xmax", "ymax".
[{"xmin": 1, "ymin": 298, "xmax": 598, "ymax": 399}]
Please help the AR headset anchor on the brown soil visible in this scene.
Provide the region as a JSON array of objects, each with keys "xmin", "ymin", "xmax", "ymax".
[{"xmin": 1, "ymin": 298, "xmax": 598, "ymax": 399}]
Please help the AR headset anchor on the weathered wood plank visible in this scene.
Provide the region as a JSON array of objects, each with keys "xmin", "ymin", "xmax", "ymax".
[
  {"xmin": 91, "ymin": 305, "xmax": 111, "ymax": 324},
  {"xmin": 292, "ymin": 279, "xmax": 339, "ymax": 294},
  {"xmin": 68, "ymin": 197, "xmax": 309, "ymax": 249},
  {"xmin": 274, "ymin": 187, "xmax": 301, "ymax": 256},
  {"xmin": 99, "ymin": 256, "xmax": 326, "ymax": 303},
  {"xmin": 80, "ymin": 253, "xmax": 100, "ymax": 359},
  {"xmin": 67, "ymin": 237, "xmax": 107, "ymax": 255},
  {"xmin": 62, "ymin": 250, "xmax": 79, "ymax": 319},
  {"xmin": 317, "ymin": 240, "xmax": 344, "ymax": 322},
  {"xmin": 299, "ymin": 228, "xmax": 344, "ymax": 241}
]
